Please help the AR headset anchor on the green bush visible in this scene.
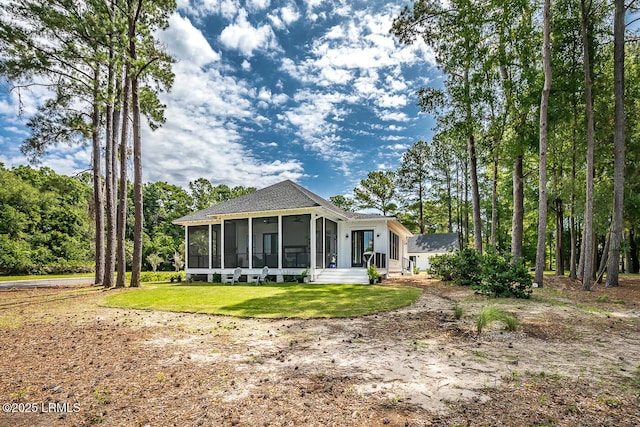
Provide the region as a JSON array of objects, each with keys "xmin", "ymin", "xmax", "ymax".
[
  {"xmin": 139, "ymin": 271, "xmax": 177, "ymax": 283},
  {"xmin": 474, "ymin": 251, "xmax": 532, "ymax": 299},
  {"xmin": 430, "ymin": 249, "xmax": 532, "ymax": 299},
  {"xmin": 429, "ymin": 253, "xmax": 456, "ymax": 281},
  {"xmin": 429, "ymin": 249, "xmax": 482, "ymax": 287}
]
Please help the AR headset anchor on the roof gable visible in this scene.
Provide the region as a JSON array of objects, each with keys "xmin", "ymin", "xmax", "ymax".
[{"xmin": 408, "ymin": 233, "xmax": 459, "ymax": 253}]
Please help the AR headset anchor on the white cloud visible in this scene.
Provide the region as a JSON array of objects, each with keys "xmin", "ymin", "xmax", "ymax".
[
  {"xmin": 137, "ymin": 33, "xmax": 305, "ymax": 189},
  {"xmin": 159, "ymin": 14, "xmax": 220, "ymax": 67},
  {"xmin": 377, "ymin": 110, "xmax": 409, "ymax": 122},
  {"xmin": 247, "ymin": 0, "xmax": 270, "ymax": 11},
  {"xmin": 280, "ymin": 4, "xmax": 300, "ymax": 25},
  {"xmin": 376, "ymin": 93, "xmax": 408, "ymax": 108},
  {"xmin": 220, "ymin": 8, "xmax": 278, "ymax": 56}
]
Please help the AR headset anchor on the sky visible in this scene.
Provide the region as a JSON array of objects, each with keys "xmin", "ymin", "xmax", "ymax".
[{"xmin": 0, "ymin": 0, "xmax": 439, "ymax": 199}]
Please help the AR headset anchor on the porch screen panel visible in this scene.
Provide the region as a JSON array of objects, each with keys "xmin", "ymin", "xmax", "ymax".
[
  {"xmin": 211, "ymin": 224, "xmax": 221, "ymax": 268},
  {"xmin": 325, "ymin": 219, "xmax": 337, "ymax": 267},
  {"xmin": 224, "ymin": 219, "xmax": 249, "ymax": 268},
  {"xmin": 252, "ymin": 217, "xmax": 278, "ymax": 268},
  {"xmin": 282, "ymin": 214, "xmax": 310, "ymax": 268},
  {"xmin": 188, "ymin": 226, "xmax": 209, "ymax": 268},
  {"xmin": 315, "ymin": 217, "xmax": 323, "ymax": 268}
]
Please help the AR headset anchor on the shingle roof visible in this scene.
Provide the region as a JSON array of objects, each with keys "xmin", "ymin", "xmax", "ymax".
[
  {"xmin": 408, "ymin": 233, "xmax": 459, "ymax": 253},
  {"xmin": 173, "ymin": 180, "xmax": 352, "ymax": 224}
]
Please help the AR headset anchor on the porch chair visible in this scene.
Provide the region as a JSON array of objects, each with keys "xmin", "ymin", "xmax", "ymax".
[
  {"xmin": 251, "ymin": 266, "xmax": 269, "ymax": 285},
  {"xmin": 222, "ymin": 268, "xmax": 242, "ymax": 285}
]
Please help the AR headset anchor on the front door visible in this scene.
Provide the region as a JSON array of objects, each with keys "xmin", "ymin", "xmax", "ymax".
[{"xmin": 351, "ymin": 230, "xmax": 374, "ymax": 267}]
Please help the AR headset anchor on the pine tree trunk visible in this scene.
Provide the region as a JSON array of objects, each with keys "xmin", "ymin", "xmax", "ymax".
[
  {"xmin": 129, "ymin": 2, "xmax": 143, "ymax": 288},
  {"xmin": 92, "ymin": 69, "xmax": 104, "ymax": 287},
  {"xmin": 116, "ymin": 67, "xmax": 130, "ymax": 289},
  {"xmin": 103, "ymin": 50, "xmax": 117, "ymax": 289},
  {"xmin": 446, "ymin": 169, "xmax": 453, "ymax": 233},
  {"xmin": 511, "ymin": 154, "xmax": 524, "ymax": 261},
  {"xmin": 534, "ymin": 0, "xmax": 551, "ymax": 287},
  {"xmin": 606, "ymin": 0, "xmax": 625, "ymax": 288},
  {"xmin": 491, "ymin": 151, "xmax": 498, "ymax": 249},
  {"xmin": 581, "ymin": 0, "xmax": 595, "ymax": 291},
  {"xmin": 555, "ymin": 198, "xmax": 564, "ymax": 275},
  {"xmin": 569, "ymin": 111, "xmax": 578, "ymax": 278}
]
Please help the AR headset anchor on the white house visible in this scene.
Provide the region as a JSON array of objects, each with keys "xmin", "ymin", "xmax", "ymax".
[
  {"xmin": 408, "ymin": 233, "xmax": 459, "ymax": 272},
  {"xmin": 173, "ymin": 180, "xmax": 413, "ymax": 284}
]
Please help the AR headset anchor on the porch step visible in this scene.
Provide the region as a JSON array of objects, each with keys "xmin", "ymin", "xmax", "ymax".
[{"xmin": 314, "ymin": 268, "xmax": 369, "ymax": 285}]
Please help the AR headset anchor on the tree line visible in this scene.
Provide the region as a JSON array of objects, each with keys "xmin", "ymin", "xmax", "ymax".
[
  {"xmin": 0, "ymin": 164, "xmax": 255, "ymax": 275},
  {"xmin": 384, "ymin": 0, "xmax": 638, "ymax": 288},
  {"xmin": 1, "ymin": 0, "xmax": 175, "ymax": 287}
]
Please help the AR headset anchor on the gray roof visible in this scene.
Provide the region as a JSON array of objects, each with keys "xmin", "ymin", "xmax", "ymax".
[
  {"xmin": 174, "ymin": 180, "xmax": 359, "ymax": 224},
  {"xmin": 408, "ymin": 233, "xmax": 459, "ymax": 253}
]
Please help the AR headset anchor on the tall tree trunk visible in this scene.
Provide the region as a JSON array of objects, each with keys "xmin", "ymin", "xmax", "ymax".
[
  {"xmin": 446, "ymin": 169, "xmax": 453, "ymax": 233},
  {"xmin": 630, "ymin": 229, "xmax": 639, "ymax": 273},
  {"xmin": 491, "ymin": 150, "xmax": 498, "ymax": 249},
  {"xmin": 116, "ymin": 66, "xmax": 130, "ymax": 289},
  {"xmin": 418, "ymin": 184, "xmax": 425, "ymax": 234},
  {"xmin": 534, "ymin": 0, "xmax": 551, "ymax": 286},
  {"xmin": 464, "ymin": 159, "xmax": 469, "ymax": 247},
  {"xmin": 468, "ymin": 133, "xmax": 482, "ymax": 253},
  {"xmin": 569, "ymin": 102, "xmax": 578, "ymax": 278},
  {"xmin": 129, "ymin": 0, "xmax": 143, "ymax": 288},
  {"xmin": 511, "ymin": 154, "xmax": 524, "ymax": 261},
  {"xmin": 92, "ymin": 68, "xmax": 104, "ymax": 287},
  {"xmin": 103, "ymin": 41, "xmax": 117, "ymax": 289},
  {"xmin": 581, "ymin": 0, "xmax": 596, "ymax": 291},
  {"xmin": 555, "ymin": 198, "xmax": 564, "ymax": 275},
  {"xmin": 606, "ymin": 0, "xmax": 625, "ymax": 288},
  {"xmin": 596, "ymin": 228, "xmax": 611, "ymax": 283}
]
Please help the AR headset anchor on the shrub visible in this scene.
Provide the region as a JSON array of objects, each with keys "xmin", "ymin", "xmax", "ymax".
[
  {"xmin": 429, "ymin": 254, "xmax": 456, "ymax": 281},
  {"xmin": 474, "ymin": 251, "xmax": 532, "ymax": 299},
  {"xmin": 430, "ymin": 249, "xmax": 482, "ymax": 287},
  {"xmin": 139, "ymin": 271, "xmax": 176, "ymax": 283},
  {"xmin": 431, "ymin": 249, "xmax": 532, "ymax": 299}
]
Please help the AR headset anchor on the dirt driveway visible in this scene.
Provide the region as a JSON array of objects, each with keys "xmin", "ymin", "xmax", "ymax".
[{"xmin": 0, "ymin": 276, "xmax": 639, "ymax": 426}]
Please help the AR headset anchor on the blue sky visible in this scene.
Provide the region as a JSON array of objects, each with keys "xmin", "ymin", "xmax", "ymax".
[{"xmin": 0, "ymin": 0, "xmax": 439, "ymax": 198}]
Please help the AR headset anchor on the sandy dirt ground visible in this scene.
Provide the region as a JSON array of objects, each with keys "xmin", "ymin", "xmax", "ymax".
[{"xmin": 0, "ymin": 275, "xmax": 639, "ymax": 426}]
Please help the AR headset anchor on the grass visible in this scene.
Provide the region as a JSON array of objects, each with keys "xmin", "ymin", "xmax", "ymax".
[
  {"xmin": 476, "ymin": 306, "xmax": 520, "ymax": 333},
  {"xmin": 453, "ymin": 302, "xmax": 464, "ymax": 319},
  {"xmin": 101, "ymin": 282, "xmax": 423, "ymax": 318}
]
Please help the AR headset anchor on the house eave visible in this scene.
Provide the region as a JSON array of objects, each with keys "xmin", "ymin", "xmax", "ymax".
[{"xmin": 173, "ymin": 205, "xmax": 350, "ymax": 226}]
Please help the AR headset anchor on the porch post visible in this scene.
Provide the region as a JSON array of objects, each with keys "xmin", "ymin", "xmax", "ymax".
[
  {"xmin": 248, "ymin": 218, "xmax": 253, "ymax": 269},
  {"xmin": 323, "ymin": 217, "xmax": 326, "ymax": 269},
  {"xmin": 310, "ymin": 216, "xmax": 316, "ymax": 271},
  {"xmin": 278, "ymin": 215, "xmax": 282, "ymax": 269},
  {"xmin": 208, "ymin": 224, "xmax": 212, "ymax": 270},
  {"xmin": 220, "ymin": 219, "xmax": 225, "ymax": 269},
  {"xmin": 184, "ymin": 225, "xmax": 189, "ymax": 279}
]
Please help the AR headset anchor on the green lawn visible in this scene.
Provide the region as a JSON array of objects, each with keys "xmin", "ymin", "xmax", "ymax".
[{"xmin": 101, "ymin": 283, "xmax": 423, "ymax": 318}]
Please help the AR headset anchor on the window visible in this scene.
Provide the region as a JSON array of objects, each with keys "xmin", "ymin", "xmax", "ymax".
[{"xmin": 389, "ymin": 231, "xmax": 399, "ymax": 260}]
